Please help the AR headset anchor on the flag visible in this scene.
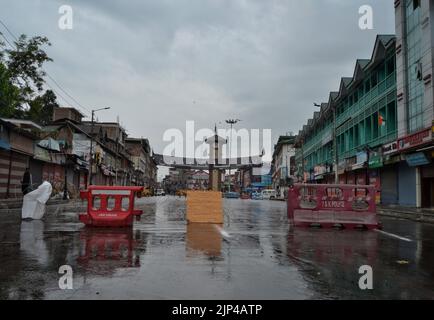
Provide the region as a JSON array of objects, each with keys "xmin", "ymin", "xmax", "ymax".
[{"xmin": 378, "ymin": 114, "xmax": 386, "ymax": 127}]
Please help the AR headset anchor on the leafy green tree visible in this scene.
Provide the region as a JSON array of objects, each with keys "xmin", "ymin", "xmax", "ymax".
[
  {"xmin": 0, "ymin": 62, "xmax": 22, "ymax": 118},
  {"xmin": 27, "ymin": 89, "xmax": 59, "ymax": 125},
  {"xmin": 5, "ymin": 34, "xmax": 52, "ymax": 102},
  {"xmin": 0, "ymin": 32, "xmax": 57, "ymax": 122}
]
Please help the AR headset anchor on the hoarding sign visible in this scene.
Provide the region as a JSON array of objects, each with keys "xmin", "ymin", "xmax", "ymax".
[
  {"xmin": 369, "ymin": 154, "xmax": 383, "ymax": 168},
  {"xmin": 405, "ymin": 152, "xmax": 431, "ymax": 167},
  {"xmin": 356, "ymin": 151, "xmax": 368, "ymax": 165},
  {"xmin": 398, "ymin": 128, "xmax": 432, "ymax": 151},
  {"xmin": 382, "ymin": 141, "xmax": 398, "ymax": 155}
]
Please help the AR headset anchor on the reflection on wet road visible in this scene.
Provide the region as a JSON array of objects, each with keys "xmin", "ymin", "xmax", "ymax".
[{"xmin": 1, "ymin": 196, "xmax": 434, "ymax": 299}]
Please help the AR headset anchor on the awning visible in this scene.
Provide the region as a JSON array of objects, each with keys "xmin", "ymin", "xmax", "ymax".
[
  {"xmin": 38, "ymin": 138, "xmax": 61, "ymax": 152},
  {"xmin": 352, "ymin": 163, "xmax": 366, "ymax": 171},
  {"xmin": 0, "ymin": 139, "xmax": 11, "ymax": 150}
]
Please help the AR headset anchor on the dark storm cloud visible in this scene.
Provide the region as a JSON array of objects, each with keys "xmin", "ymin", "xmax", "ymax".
[{"xmin": 1, "ymin": 0, "xmax": 395, "ymax": 162}]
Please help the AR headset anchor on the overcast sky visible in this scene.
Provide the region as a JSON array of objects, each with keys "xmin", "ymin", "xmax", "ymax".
[{"xmin": 1, "ymin": 0, "xmax": 395, "ymax": 170}]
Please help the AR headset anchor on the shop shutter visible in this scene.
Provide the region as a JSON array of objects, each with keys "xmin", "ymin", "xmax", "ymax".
[{"xmin": 381, "ymin": 165, "xmax": 398, "ymax": 204}]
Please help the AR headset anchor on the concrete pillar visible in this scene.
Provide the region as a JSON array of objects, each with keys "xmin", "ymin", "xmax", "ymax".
[{"xmin": 416, "ymin": 166, "xmax": 422, "ymax": 208}]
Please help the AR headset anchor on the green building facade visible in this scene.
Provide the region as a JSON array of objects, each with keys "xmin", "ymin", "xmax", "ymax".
[{"xmin": 295, "ymin": 35, "xmax": 397, "ymax": 187}]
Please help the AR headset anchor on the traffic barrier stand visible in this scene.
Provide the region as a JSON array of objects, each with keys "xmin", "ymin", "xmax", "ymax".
[
  {"xmin": 77, "ymin": 228, "xmax": 140, "ymax": 272},
  {"xmin": 287, "ymin": 184, "xmax": 380, "ymax": 230},
  {"xmin": 79, "ymin": 186, "xmax": 144, "ymax": 227}
]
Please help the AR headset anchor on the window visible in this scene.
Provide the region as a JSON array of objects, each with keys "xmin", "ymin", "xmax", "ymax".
[
  {"xmin": 386, "ymin": 58, "xmax": 395, "ymax": 75},
  {"xmin": 365, "ymin": 117, "xmax": 372, "ymax": 142},
  {"xmin": 372, "ymin": 112, "xmax": 379, "ymax": 139},
  {"xmin": 387, "ymin": 100, "xmax": 397, "ymax": 133},
  {"xmin": 378, "ymin": 64, "xmax": 386, "ymax": 82},
  {"xmin": 371, "ymin": 72, "xmax": 378, "ymax": 87},
  {"xmin": 413, "ymin": 0, "xmax": 420, "ymax": 10},
  {"xmin": 365, "ymin": 79, "xmax": 371, "ymax": 93}
]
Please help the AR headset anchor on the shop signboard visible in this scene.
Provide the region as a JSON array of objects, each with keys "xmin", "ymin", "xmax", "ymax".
[
  {"xmin": 398, "ymin": 128, "xmax": 432, "ymax": 151},
  {"xmin": 356, "ymin": 151, "xmax": 368, "ymax": 164},
  {"xmin": 405, "ymin": 152, "xmax": 431, "ymax": 167},
  {"xmin": 337, "ymin": 160, "xmax": 346, "ymax": 175},
  {"xmin": 369, "ymin": 154, "xmax": 383, "ymax": 168},
  {"xmin": 353, "ymin": 151, "xmax": 367, "ymax": 170},
  {"xmin": 34, "ymin": 145, "xmax": 51, "ymax": 162},
  {"xmin": 382, "ymin": 141, "xmax": 398, "ymax": 155},
  {"xmin": 314, "ymin": 165, "xmax": 326, "ymax": 176},
  {"xmin": 346, "ymin": 157, "xmax": 357, "ymax": 171}
]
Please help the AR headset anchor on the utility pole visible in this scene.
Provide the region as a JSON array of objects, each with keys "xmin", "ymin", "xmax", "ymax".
[
  {"xmin": 89, "ymin": 107, "xmax": 110, "ymax": 186},
  {"xmin": 225, "ymin": 119, "xmax": 241, "ymax": 192},
  {"xmin": 63, "ymin": 157, "xmax": 68, "ymax": 200}
]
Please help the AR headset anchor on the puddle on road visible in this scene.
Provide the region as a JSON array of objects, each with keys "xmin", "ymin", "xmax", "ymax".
[{"xmin": 1, "ymin": 197, "xmax": 434, "ymax": 299}]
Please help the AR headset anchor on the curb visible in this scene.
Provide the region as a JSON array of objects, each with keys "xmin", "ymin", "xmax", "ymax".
[{"xmin": 378, "ymin": 210, "xmax": 434, "ymax": 224}]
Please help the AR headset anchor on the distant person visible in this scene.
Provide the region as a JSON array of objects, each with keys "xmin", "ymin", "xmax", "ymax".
[{"xmin": 22, "ymin": 168, "xmax": 32, "ymax": 195}]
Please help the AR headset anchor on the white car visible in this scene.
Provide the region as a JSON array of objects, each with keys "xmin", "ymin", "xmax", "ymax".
[
  {"xmin": 155, "ymin": 189, "xmax": 166, "ymax": 196},
  {"xmin": 261, "ymin": 189, "xmax": 277, "ymax": 200}
]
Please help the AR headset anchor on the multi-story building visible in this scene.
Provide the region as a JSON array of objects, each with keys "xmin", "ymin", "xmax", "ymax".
[
  {"xmin": 237, "ymin": 163, "xmax": 273, "ymax": 192},
  {"xmin": 295, "ymin": 35, "xmax": 397, "ymax": 204},
  {"xmin": 271, "ymin": 135, "xmax": 296, "ymax": 197},
  {"xmin": 125, "ymin": 137, "xmax": 158, "ymax": 187},
  {"xmin": 295, "ymin": 1, "xmax": 434, "ymax": 209},
  {"xmin": 79, "ymin": 121, "xmax": 133, "ymax": 186},
  {"xmin": 187, "ymin": 170, "xmax": 209, "ymax": 190},
  {"xmin": 164, "ymin": 168, "xmax": 209, "ymax": 191},
  {"xmin": 393, "ymin": 0, "xmax": 434, "ymax": 207}
]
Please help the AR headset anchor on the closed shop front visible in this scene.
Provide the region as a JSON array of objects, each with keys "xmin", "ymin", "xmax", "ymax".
[
  {"xmin": 421, "ymin": 163, "xmax": 434, "ymax": 208},
  {"xmin": 381, "ymin": 164, "xmax": 398, "ymax": 205},
  {"xmin": 398, "ymin": 161, "xmax": 417, "ymax": 206},
  {"xmin": 0, "ymin": 149, "xmax": 30, "ymax": 198}
]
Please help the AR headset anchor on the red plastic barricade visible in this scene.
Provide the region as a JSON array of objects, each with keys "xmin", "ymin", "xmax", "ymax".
[
  {"xmin": 287, "ymin": 184, "xmax": 380, "ymax": 230},
  {"xmin": 79, "ymin": 186, "xmax": 144, "ymax": 227}
]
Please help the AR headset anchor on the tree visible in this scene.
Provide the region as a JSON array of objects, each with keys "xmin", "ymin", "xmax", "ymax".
[
  {"xmin": 5, "ymin": 34, "xmax": 52, "ymax": 102},
  {"xmin": 0, "ymin": 32, "xmax": 57, "ymax": 121},
  {"xmin": 0, "ymin": 62, "xmax": 22, "ymax": 118},
  {"xmin": 27, "ymin": 89, "xmax": 59, "ymax": 125}
]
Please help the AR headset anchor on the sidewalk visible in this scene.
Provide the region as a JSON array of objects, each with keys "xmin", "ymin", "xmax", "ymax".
[
  {"xmin": 0, "ymin": 198, "xmax": 85, "ymax": 222},
  {"xmin": 0, "ymin": 198, "xmax": 71, "ymax": 209},
  {"xmin": 377, "ymin": 204, "xmax": 434, "ymax": 224}
]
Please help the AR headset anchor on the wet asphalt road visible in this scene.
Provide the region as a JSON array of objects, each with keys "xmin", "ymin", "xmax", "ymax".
[{"xmin": 0, "ymin": 196, "xmax": 434, "ymax": 300}]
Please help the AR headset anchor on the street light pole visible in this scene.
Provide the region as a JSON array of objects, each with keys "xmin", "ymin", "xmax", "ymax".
[
  {"xmin": 225, "ymin": 119, "xmax": 241, "ymax": 193},
  {"xmin": 89, "ymin": 107, "xmax": 111, "ymax": 186}
]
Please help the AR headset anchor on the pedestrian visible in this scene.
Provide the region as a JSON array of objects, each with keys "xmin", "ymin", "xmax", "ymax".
[{"xmin": 22, "ymin": 168, "xmax": 32, "ymax": 195}]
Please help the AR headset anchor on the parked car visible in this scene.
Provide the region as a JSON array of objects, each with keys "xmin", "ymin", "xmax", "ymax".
[
  {"xmin": 240, "ymin": 193, "xmax": 251, "ymax": 200},
  {"xmin": 155, "ymin": 189, "xmax": 166, "ymax": 196},
  {"xmin": 261, "ymin": 189, "xmax": 277, "ymax": 200},
  {"xmin": 224, "ymin": 192, "xmax": 240, "ymax": 199},
  {"xmin": 251, "ymin": 192, "xmax": 263, "ymax": 200}
]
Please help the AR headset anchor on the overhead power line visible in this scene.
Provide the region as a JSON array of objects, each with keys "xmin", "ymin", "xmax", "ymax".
[{"xmin": 0, "ymin": 18, "xmax": 91, "ymax": 117}]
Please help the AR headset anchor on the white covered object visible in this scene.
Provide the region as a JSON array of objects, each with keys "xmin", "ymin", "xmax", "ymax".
[{"xmin": 21, "ymin": 181, "xmax": 53, "ymax": 220}]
